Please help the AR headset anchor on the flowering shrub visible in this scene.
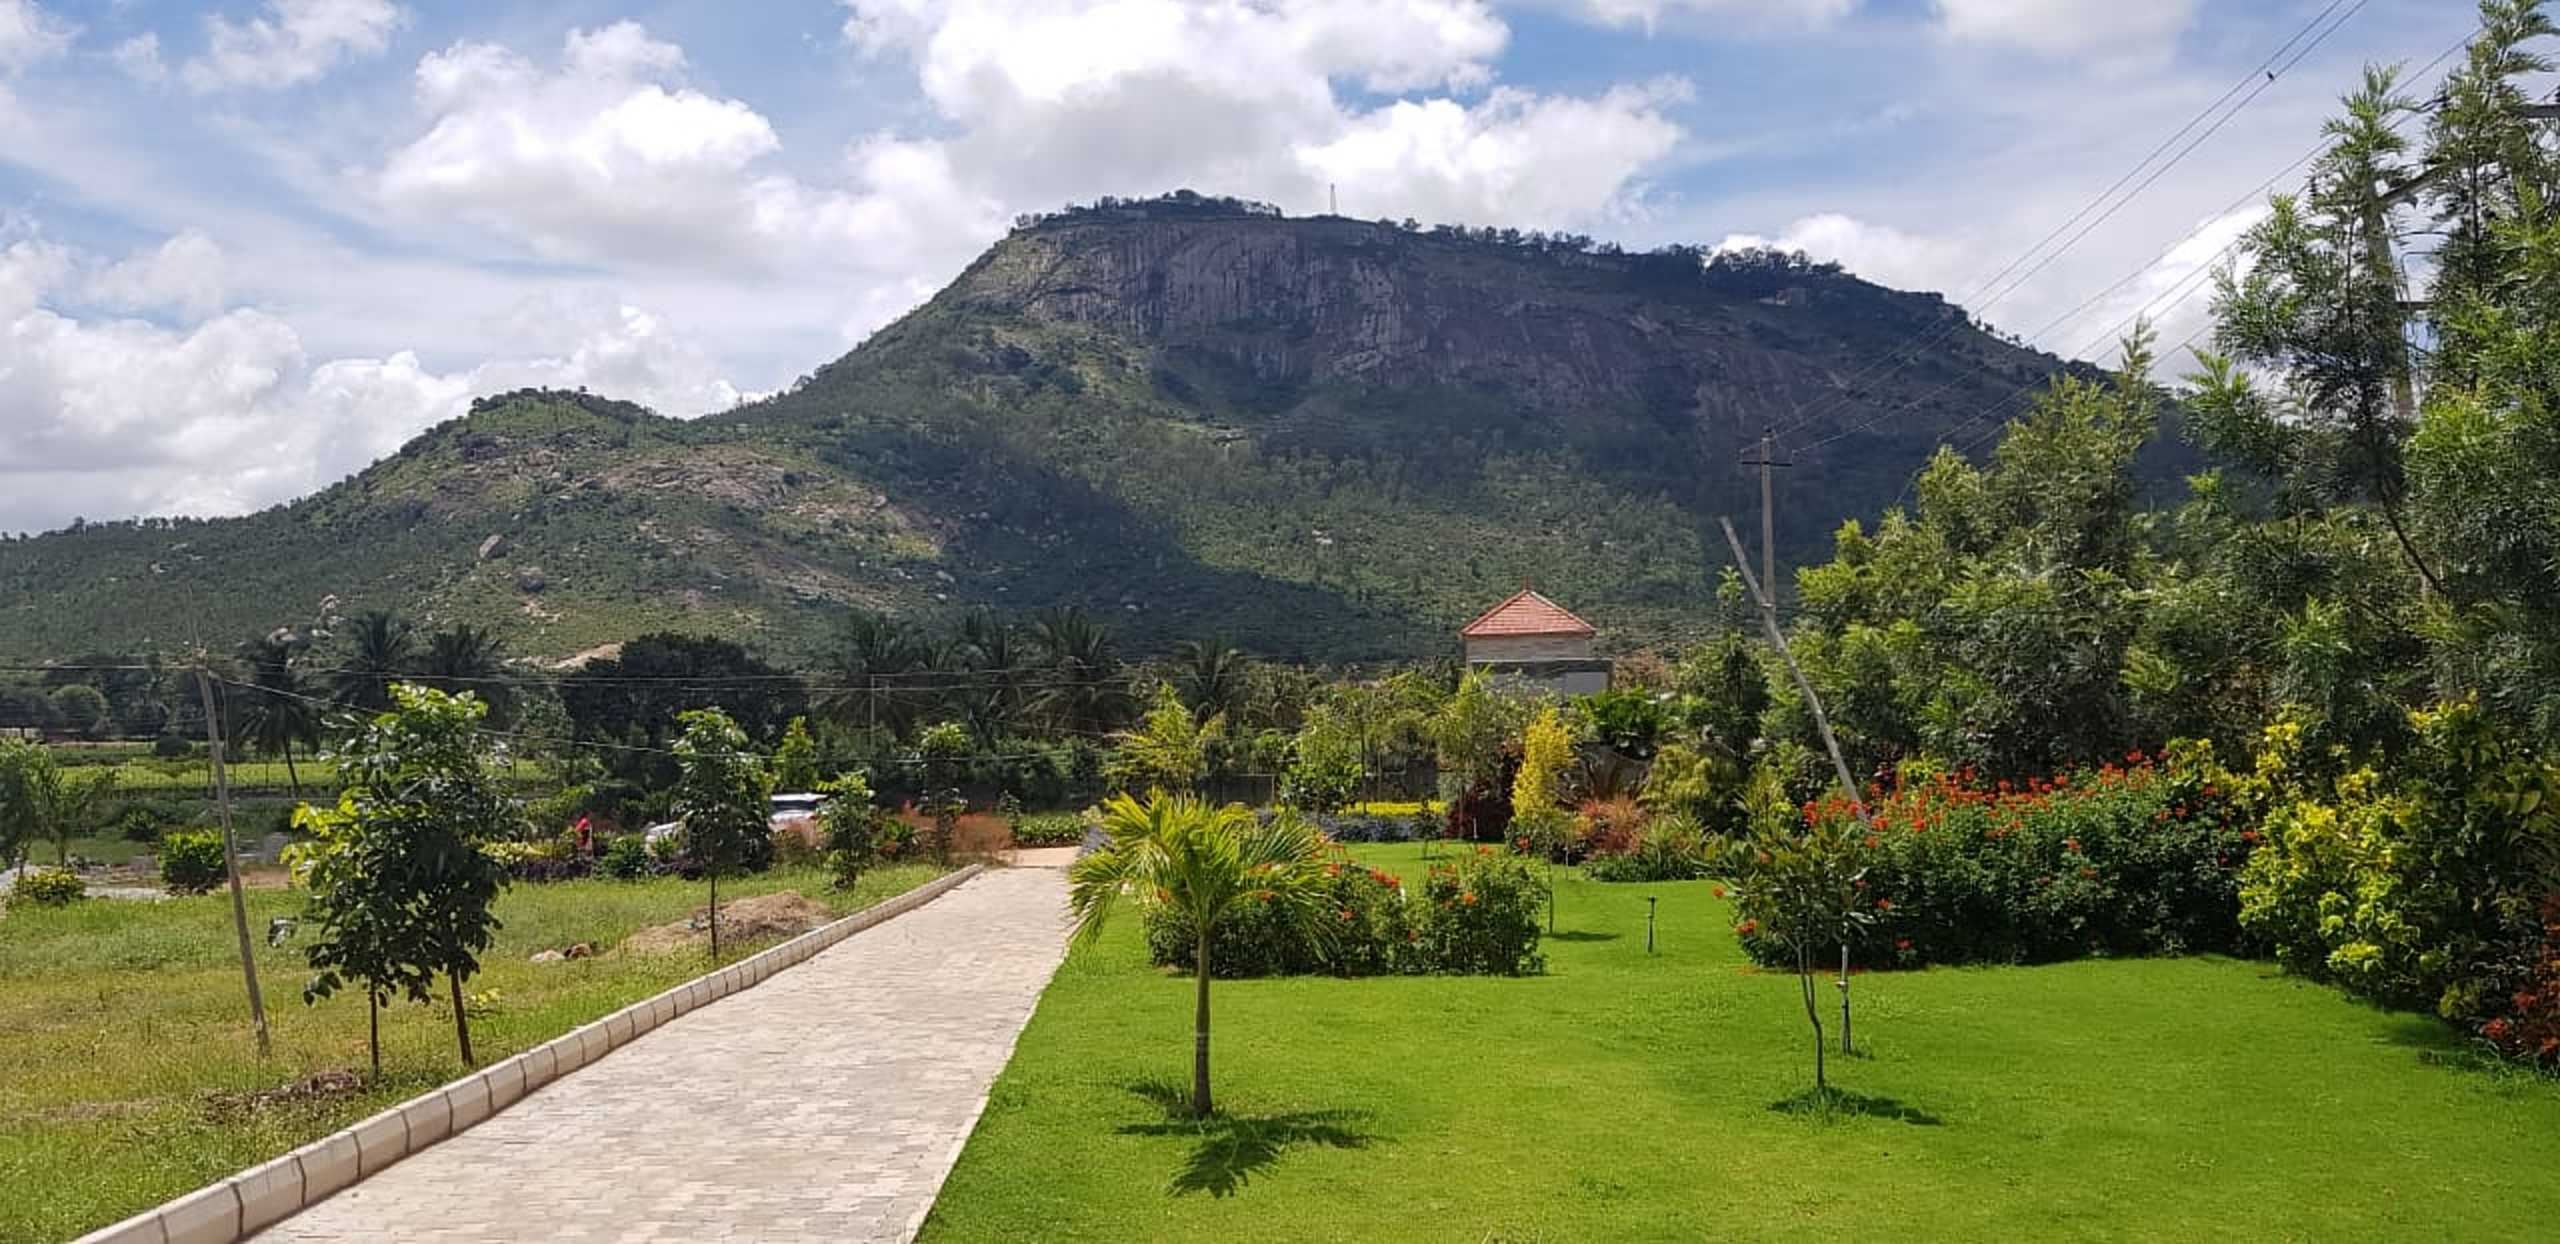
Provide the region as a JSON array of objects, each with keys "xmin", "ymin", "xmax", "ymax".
[
  {"xmin": 2236, "ymin": 700, "xmax": 2556, "ymax": 1025},
  {"xmin": 1584, "ymin": 814, "xmax": 1710, "ymax": 883},
  {"xmin": 2482, "ymin": 896, "xmax": 2560, "ymax": 1069},
  {"xmin": 1411, "ymin": 848, "xmax": 1546, "ymax": 975},
  {"xmin": 1734, "ymin": 747, "xmax": 2252, "ymax": 968},
  {"xmin": 10, "ymin": 867, "xmax": 85, "ymax": 907}
]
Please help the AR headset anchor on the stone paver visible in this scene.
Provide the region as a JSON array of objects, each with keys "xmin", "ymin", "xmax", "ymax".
[{"xmin": 256, "ymin": 866, "xmax": 1070, "ymax": 1244}]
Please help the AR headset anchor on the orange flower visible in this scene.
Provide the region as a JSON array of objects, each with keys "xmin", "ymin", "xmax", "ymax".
[
  {"xmin": 1462, "ymin": 892, "xmax": 1479, "ymax": 906},
  {"xmin": 1875, "ymin": 898, "xmax": 1893, "ymax": 911},
  {"xmin": 1712, "ymin": 886, "xmax": 1728, "ymax": 899},
  {"xmin": 1736, "ymin": 918, "xmax": 1760, "ymax": 936}
]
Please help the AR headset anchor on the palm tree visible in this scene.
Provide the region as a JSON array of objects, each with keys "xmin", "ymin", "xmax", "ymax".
[
  {"xmin": 236, "ymin": 636, "xmax": 323, "ymax": 795},
  {"xmin": 815, "ymin": 610, "xmax": 931, "ymax": 739},
  {"xmin": 333, "ymin": 611, "xmax": 416, "ymax": 715},
  {"xmin": 1066, "ymin": 793, "xmax": 1331, "ymax": 1117},
  {"xmin": 1028, "ymin": 606, "xmax": 1136, "ymax": 735},
  {"xmin": 1172, "ymin": 635, "xmax": 1252, "ymax": 722},
  {"xmin": 952, "ymin": 608, "xmax": 1028, "ymax": 744},
  {"xmin": 418, "ymin": 623, "xmax": 512, "ymax": 727}
]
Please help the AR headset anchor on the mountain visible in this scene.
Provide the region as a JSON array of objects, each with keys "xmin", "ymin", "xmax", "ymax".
[{"xmin": 0, "ymin": 194, "xmax": 2161, "ymax": 665}]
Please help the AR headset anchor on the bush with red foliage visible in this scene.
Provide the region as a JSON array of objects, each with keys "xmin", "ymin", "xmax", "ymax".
[{"xmin": 2483, "ymin": 896, "xmax": 2560, "ymax": 1070}]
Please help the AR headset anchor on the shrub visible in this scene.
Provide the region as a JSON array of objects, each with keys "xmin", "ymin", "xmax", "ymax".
[
  {"xmin": 1009, "ymin": 811, "xmax": 1087, "ymax": 847},
  {"xmin": 151, "ymin": 732, "xmax": 192, "ymax": 759},
  {"xmin": 1732, "ymin": 747, "xmax": 2250, "ymax": 970},
  {"xmin": 111, "ymin": 799, "xmax": 188, "ymax": 844},
  {"xmin": 1411, "ymin": 848, "xmax": 1546, "ymax": 975},
  {"xmin": 1584, "ymin": 814, "xmax": 1709, "ymax": 883},
  {"xmin": 10, "ymin": 867, "xmax": 85, "ymax": 907},
  {"xmin": 1574, "ymin": 796, "xmax": 1648, "ymax": 859},
  {"xmin": 1308, "ymin": 812, "xmax": 1422, "ymax": 843},
  {"xmin": 2481, "ymin": 895, "xmax": 2560, "ymax": 1069},
  {"xmin": 159, "ymin": 830, "xmax": 228, "ymax": 895},
  {"xmin": 599, "ymin": 834, "xmax": 654, "ymax": 880},
  {"xmin": 2236, "ymin": 700, "xmax": 2555, "ymax": 1023},
  {"xmin": 771, "ymin": 824, "xmax": 823, "ymax": 869}
]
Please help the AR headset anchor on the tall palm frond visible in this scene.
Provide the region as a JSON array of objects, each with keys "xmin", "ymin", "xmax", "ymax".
[{"xmin": 333, "ymin": 611, "xmax": 416, "ymax": 714}]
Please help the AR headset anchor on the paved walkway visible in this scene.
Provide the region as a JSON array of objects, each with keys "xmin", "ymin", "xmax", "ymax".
[{"xmin": 257, "ymin": 865, "xmax": 1071, "ymax": 1243}]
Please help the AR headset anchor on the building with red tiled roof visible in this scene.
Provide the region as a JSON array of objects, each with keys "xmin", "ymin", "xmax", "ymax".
[{"xmin": 1460, "ymin": 588, "xmax": 1610, "ymax": 695}]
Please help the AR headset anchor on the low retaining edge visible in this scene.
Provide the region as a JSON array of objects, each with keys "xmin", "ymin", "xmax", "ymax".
[{"xmin": 75, "ymin": 863, "xmax": 988, "ymax": 1244}]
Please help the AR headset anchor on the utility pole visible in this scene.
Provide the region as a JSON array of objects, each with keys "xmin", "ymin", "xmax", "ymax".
[
  {"xmin": 196, "ymin": 666, "xmax": 271, "ymax": 1058},
  {"xmin": 1740, "ymin": 431, "xmax": 1793, "ymax": 602}
]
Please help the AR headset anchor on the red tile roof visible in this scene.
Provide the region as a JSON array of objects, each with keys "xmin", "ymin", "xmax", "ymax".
[{"xmin": 1460, "ymin": 589, "xmax": 1596, "ymax": 638}]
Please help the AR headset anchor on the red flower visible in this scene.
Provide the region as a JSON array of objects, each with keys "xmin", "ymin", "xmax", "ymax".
[
  {"xmin": 2240, "ymin": 830, "xmax": 2262, "ymax": 844},
  {"xmin": 1462, "ymin": 892, "xmax": 1479, "ymax": 905},
  {"xmin": 1875, "ymin": 898, "xmax": 1893, "ymax": 911},
  {"xmin": 1895, "ymin": 938, "xmax": 1912, "ymax": 952},
  {"xmin": 2485, "ymin": 1018, "xmax": 2513, "ymax": 1041},
  {"xmin": 1736, "ymin": 918, "xmax": 1760, "ymax": 937},
  {"xmin": 1339, "ymin": 908, "xmax": 1354, "ymax": 922}
]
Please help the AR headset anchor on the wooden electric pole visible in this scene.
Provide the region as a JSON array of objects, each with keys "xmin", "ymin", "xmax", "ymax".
[
  {"xmin": 196, "ymin": 666, "xmax": 271, "ymax": 1057},
  {"xmin": 1740, "ymin": 431, "xmax": 1792, "ymax": 597}
]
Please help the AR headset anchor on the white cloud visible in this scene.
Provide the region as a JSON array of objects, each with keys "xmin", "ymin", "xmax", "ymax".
[
  {"xmin": 1717, "ymin": 212, "xmax": 1967, "ymax": 293},
  {"xmin": 87, "ymin": 230, "xmax": 228, "ymax": 317},
  {"xmin": 184, "ymin": 0, "xmax": 405, "ymax": 92},
  {"xmin": 1933, "ymin": 0, "xmax": 2199, "ymax": 62},
  {"xmin": 0, "ymin": 0, "xmax": 72, "ymax": 75},
  {"xmin": 0, "ymin": 228, "xmax": 746, "ymax": 533},
  {"xmin": 1300, "ymin": 82, "xmax": 1689, "ymax": 228},
  {"xmin": 110, "ymin": 32, "xmax": 167, "ymax": 83},
  {"xmin": 1570, "ymin": 0, "xmax": 1855, "ymax": 34}
]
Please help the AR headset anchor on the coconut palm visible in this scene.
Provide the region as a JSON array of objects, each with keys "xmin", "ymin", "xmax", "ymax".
[
  {"xmin": 418, "ymin": 623, "xmax": 513, "ymax": 728},
  {"xmin": 1028, "ymin": 606, "xmax": 1136, "ymax": 735},
  {"xmin": 333, "ymin": 611, "xmax": 416, "ymax": 715},
  {"xmin": 1066, "ymin": 793, "xmax": 1331, "ymax": 1117},
  {"xmin": 1172, "ymin": 635, "xmax": 1252, "ymax": 722},
  {"xmin": 816, "ymin": 610, "xmax": 931, "ymax": 740},
  {"xmin": 235, "ymin": 635, "xmax": 323, "ymax": 795}
]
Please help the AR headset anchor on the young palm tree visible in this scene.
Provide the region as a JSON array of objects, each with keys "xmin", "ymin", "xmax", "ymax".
[
  {"xmin": 333, "ymin": 611, "xmax": 417, "ymax": 714},
  {"xmin": 1067, "ymin": 793, "xmax": 1331, "ymax": 1118},
  {"xmin": 816, "ymin": 610, "xmax": 930, "ymax": 739}
]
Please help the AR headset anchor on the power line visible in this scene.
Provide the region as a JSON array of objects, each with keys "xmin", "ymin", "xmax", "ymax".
[{"xmin": 1761, "ymin": 0, "xmax": 2375, "ymax": 450}]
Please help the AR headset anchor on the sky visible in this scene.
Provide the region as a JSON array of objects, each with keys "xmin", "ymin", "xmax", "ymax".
[{"xmin": 0, "ymin": 0, "xmax": 2490, "ymax": 534}]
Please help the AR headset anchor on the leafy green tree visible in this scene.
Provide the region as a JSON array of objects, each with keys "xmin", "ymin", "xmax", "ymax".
[
  {"xmin": 815, "ymin": 771, "xmax": 881, "ymax": 889},
  {"xmin": 0, "ymin": 745, "xmax": 117, "ymax": 867},
  {"xmin": 296, "ymin": 685, "xmax": 516, "ymax": 1070},
  {"xmin": 669, "ymin": 708, "xmax": 774, "ymax": 960},
  {"xmin": 0, "ymin": 739, "xmax": 41, "ymax": 871},
  {"xmin": 772, "ymin": 716, "xmax": 822, "ymax": 792},
  {"xmin": 46, "ymin": 684, "xmax": 110, "ymax": 739},
  {"xmin": 1281, "ymin": 703, "xmax": 1364, "ymax": 812},
  {"xmin": 1109, "ymin": 684, "xmax": 1225, "ymax": 795},
  {"xmin": 1066, "ymin": 793, "xmax": 1331, "ymax": 1117},
  {"xmin": 1715, "ymin": 769, "xmax": 1877, "ymax": 1095},
  {"xmin": 559, "ymin": 633, "xmax": 803, "ymax": 785},
  {"xmin": 1429, "ymin": 669, "xmax": 1531, "ymax": 802},
  {"xmin": 332, "ymin": 610, "xmax": 417, "ymax": 714}
]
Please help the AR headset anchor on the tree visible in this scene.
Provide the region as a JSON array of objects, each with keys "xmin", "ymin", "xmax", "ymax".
[
  {"xmin": 560, "ymin": 633, "xmax": 803, "ymax": 785},
  {"xmin": 332, "ymin": 610, "xmax": 417, "ymax": 714},
  {"xmin": 1172, "ymin": 636, "xmax": 1252, "ymax": 722},
  {"xmin": 0, "ymin": 744, "xmax": 117, "ymax": 867},
  {"xmin": 669, "ymin": 708, "xmax": 774, "ymax": 961},
  {"xmin": 1430, "ymin": 669, "xmax": 1531, "ymax": 802},
  {"xmin": 295, "ymin": 685, "xmax": 515, "ymax": 1070},
  {"xmin": 1109, "ymin": 684, "xmax": 1225, "ymax": 796},
  {"xmin": 1028, "ymin": 606, "xmax": 1136, "ymax": 734},
  {"xmin": 1715, "ymin": 769, "xmax": 1877, "ymax": 1096},
  {"xmin": 1282, "ymin": 703, "xmax": 1364, "ymax": 812},
  {"xmin": 416, "ymin": 623, "xmax": 514, "ymax": 729},
  {"xmin": 815, "ymin": 771, "xmax": 881, "ymax": 889},
  {"xmin": 46, "ymin": 683, "xmax": 110, "ymax": 739},
  {"xmin": 237, "ymin": 635, "xmax": 322, "ymax": 795},
  {"xmin": 815, "ymin": 610, "xmax": 931, "ymax": 740},
  {"xmin": 1066, "ymin": 793, "xmax": 1331, "ymax": 1117},
  {"xmin": 1513, "ymin": 706, "xmax": 1576, "ymax": 817},
  {"xmin": 772, "ymin": 716, "xmax": 822, "ymax": 792}
]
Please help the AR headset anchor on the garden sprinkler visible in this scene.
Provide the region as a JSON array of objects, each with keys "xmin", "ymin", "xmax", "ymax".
[{"xmin": 1646, "ymin": 896, "xmax": 1657, "ymax": 955}]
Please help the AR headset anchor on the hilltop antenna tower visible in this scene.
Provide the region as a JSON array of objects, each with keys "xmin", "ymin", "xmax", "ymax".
[{"xmin": 1329, "ymin": 183, "xmax": 1337, "ymax": 216}]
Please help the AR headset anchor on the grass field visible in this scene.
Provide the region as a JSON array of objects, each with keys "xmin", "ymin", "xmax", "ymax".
[
  {"xmin": 923, "ymin": 843, "xmax": 2560, "ymax": 1241},
  {"xmin": 0, "ymin": 861, "xmax": 948, "ymax": 1243}
]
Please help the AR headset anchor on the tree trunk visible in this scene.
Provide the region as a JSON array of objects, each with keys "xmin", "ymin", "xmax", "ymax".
[
  {"xmin": 285, "ymin": 744, "xmax": 301, "ymax": 798},
  {"xmin": 450, "ymin": 973, "xmax": 476, "ymax": 1067},
  {"xmin": 708, "ymin": 867, "xmax": 721, "ymax": 962},
  {"xmin": 1192, "ymin": 928, "xmax": 1214, "ymax": 1119},
  {"xmin": 1798, "ymin": 944, "xmax": 1827, "ymax": 1094},
  {"xmin": 368, "ymin": 993, "xmax": 381, "ymax": 1079}
]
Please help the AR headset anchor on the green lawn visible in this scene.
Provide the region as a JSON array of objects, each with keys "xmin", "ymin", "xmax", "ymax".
[
  {"xmin": 0, "ymin": 862, "xmax": 947, "ymax": 1243},
  {"xmin": 925, "ymin": 843, "xmax": 2560, "ymax": 1241}
]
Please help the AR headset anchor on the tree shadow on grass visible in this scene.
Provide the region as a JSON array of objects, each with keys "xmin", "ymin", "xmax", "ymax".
[
  {"xmin": 1766, "ymin": 1087, "xmax": 1946, "ymax": 1126},
  {"xmin": 1545, "ymin": 930, "xmax": 1621, "ymax": 943},
  {"xmin": 1118, "ymin": 1078, "xmax": 1376, "ymax": 1197}
]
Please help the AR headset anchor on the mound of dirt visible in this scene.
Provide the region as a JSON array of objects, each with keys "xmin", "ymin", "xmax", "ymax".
[{"xmin": 623, "ymin": 891, "xmax": 834, "ymax": 954}]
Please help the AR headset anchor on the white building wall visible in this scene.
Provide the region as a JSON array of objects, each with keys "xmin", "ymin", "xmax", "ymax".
[{"xmin": 1464, "ymin": 633, "xmax": 1597, "ymax": 664}]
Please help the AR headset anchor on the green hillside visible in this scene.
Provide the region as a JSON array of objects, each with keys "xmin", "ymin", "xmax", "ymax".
[{"xmin": 0, "ymin": 196, "xmax": 2180, "ymax": 664}]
